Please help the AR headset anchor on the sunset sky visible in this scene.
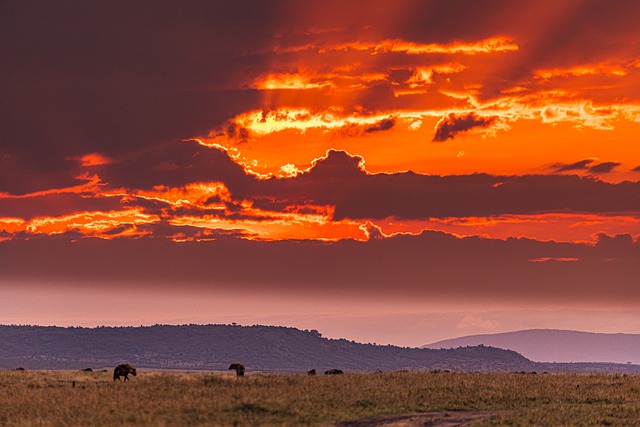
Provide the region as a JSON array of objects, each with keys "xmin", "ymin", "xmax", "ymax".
[{"xmin": 1, "ymin": 0, "xmax": 640, "ymax": 347}]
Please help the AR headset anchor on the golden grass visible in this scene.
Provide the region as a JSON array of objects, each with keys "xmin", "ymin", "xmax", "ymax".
[{"xmin": 0, "ymin": 370, "xmax": 639, "ymax": 426}]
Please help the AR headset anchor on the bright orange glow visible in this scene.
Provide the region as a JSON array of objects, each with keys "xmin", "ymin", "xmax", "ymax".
[
  {"xmin": 406, "ymin": 64, "xmax": 467, "ymax": 88},
  {"xmin": 282, "ymin": 36, "xmax": 519, "ymax": 55},
  {"xmin": 209, "ymin": 108, "xmax": 417, "ymax": 139},
  {"xmin": 25, "ymin": 209, "xmax": 159, "ymax": 237},
  {"xmin": 73, "ymin": 153, "xmax": 112, "ymax": 167},
  {"xmin": 255, "ymin": 73, "xmax": 332, "ymax": 90},
  {"xmin": 0, "ymin": 218, "xmax": 26, "ymax": 234},
  {"xmin": 169, "ymin": 208, "xmax": 365, "ymax": 241},
  {"xmin": 253, "ymin": 71, "xmax": 387, "ymax": 90},
  {"xmin": 534, "ymin": 64, "xmax": 629, "ymax": 80},
  {"xmin": 201, "ymin": 96, "xmax": 640, "ymax": 181},
  {"xmin": 105, "ymin": 182, "xmax": 232, "ymax": 210},
  {"xmin": 375, "ymin": 36, "xmax": 519, "ymax": 55}
]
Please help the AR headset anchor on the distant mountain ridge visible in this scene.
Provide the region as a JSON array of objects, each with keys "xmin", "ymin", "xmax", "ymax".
[
  {"xmin": 1, "ymin": 324, "xmax": 639, "ymax": 373},
  {"xmin": 0, "ymin": 324, "xmax": 535, "ymax": 373},
  {"xmin": 424, "ymin": 329, "xmax": 640, "ymax": 364}
]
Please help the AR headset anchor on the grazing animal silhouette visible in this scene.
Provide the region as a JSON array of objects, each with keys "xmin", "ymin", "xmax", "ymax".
[
  {"xmin": 113, "ymin": 364, "xmax": 137, "ymax": 381},
  {"xmin": 325, "ymin": 369, "xmax": 344, "ymax": 375},
  {"xmin": 307, "ymin": 369, "xmax": 316, "ymax": 375},
  {"xmin": 228, "ymin": 363, "xmax": 245, "ymax": 377}
]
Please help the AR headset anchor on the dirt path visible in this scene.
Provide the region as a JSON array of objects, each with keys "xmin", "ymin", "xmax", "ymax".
[{"xmin": 335, "ymin": 410, "xmax": 502, "ymax": 427}]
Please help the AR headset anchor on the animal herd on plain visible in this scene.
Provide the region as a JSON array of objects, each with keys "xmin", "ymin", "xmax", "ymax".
[{"xmin": 110, "ymin": 362, "xmax": 343, "ymax": 381}]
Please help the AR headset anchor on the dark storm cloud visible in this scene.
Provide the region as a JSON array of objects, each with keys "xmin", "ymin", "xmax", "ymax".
[
  {"xmin": 254, "ymin": 150, "xmax": 640, "ymax": 220},
  {"xmin": 333, "ymin": 174, "xmax": 640, "ymax": 219},
  {"xmin": 334, "ymin": 117, "xmax": 397, "ymax": 138},
  {"xmin": 135, "ymin": 222, "xmax": 248, "ymax": 241},
  {"xmin": 305, "ymin": 150, "xmax": 367, "ymax": 179},
  {"xmin": 0, "ymin": 1, "xmax": 276, "ymax": 194},
  {"xmin": 432, "ymin": 112, "xmax": 499, "ymax": 142},
  {"xmin": 0, "ymin": 147, "xmax": 90, "ymax": 196},
  {"xmin": 588, "ymin": 162, "xmax": 621, "ymax": 174},
  {"xmin": 1, "ymin": 231, "xmax": 639, "ymax": 305},
  {"xmin": 222, "ymin": 123, "xmax": 251, "ymax": 143},
  {"xmin": 0, "ymin": 194, "xmax": 124, "ymax": 221},
  {"xmin": 551, "ymin": 159, "xmax": 595, "ymax": 172},
  {"xmin": 91, "ymin": 142, "xmax": 256, "ymax": 197},
  {"xmin": 364, "ymin": 117, "xmax": 397, "ymax": 133},
  {"xmin": 6, "ymin": 146, "xmax": 639, "ymax": 225},
  {"xmin": 593, "ymin": 233, "xmax": 640, "ymax": 259},
  {"xmin": 0, "ymin": 142, "xmax": 256, "ymax": 223},
  {"xmin": 551, "ymin": 159, "xmax": 622, "ymax": 174},
  {"xmin": 0, "ymin": 86, "xmax": 262, "ymax": 195}
]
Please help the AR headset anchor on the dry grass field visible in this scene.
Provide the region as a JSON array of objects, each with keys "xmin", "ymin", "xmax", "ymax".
[{"xmin": 1, "ymin": 369, "xmax": 639, "ymax": 426}]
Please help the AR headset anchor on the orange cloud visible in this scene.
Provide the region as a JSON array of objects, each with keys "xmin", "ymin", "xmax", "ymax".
[
  {"xmin": 212, "ymin": 108, "xmax": 416, "ymax": 138},
  {"xmin": 106, "ymin": 182, "xmax": 233, "ymax": 211},
  {"xmin": 209, "ymin": 83, "xmax": 640, "ymax": 146},
  {"xmin": 482, "ymin": 91, "xmax": 640, "ymax": 131},
  {"xmin": 168, "ymin": 207, "xmax": 365, "ymax": 241},
  {"xmin": 534, "ymin": 64, "xmax": 629, "ymax": 80},
  {"xmin": 0, "ymin": 174, "xmax": 103, "ymax": 199},
  {"xmin": 433, "ymin": 112, "xmax": 503, "ymax": 141},
  {"xmin": 376, "ymin": 36, "xmax": 519, "ymax": 55},
  {"xmin": 285, "ymin": 36, "xmax": 518, "ymax": 55},
  {"xmin": 0, "ymin": 217, "xmax": 26, "ymax": 234},
  {"xmin": 25, "ymin": 209, "xmax": 159, "ymax": 237},
  {"xmin": 197, "ymin": 91, "xmax": 640, "ymax": 180},
  {"xmin": 406, "ymin": 63, "xmax": 467, "ymax": 88},
  {"xmin": 73, "ymin": 153, "xmax": 113, "ymax": 167},
  {"xmin": 254, "ymin": 73, "xmax": 333, "ymax": 90},
  {"xmin": 253, "ymin": 71, "xmax": 387, "ymax": 90}
]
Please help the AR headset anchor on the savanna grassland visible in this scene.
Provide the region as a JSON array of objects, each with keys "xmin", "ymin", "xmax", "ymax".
[{"xmin": 1, "ymin": 370, "xmax": 640, "ymax": 426}]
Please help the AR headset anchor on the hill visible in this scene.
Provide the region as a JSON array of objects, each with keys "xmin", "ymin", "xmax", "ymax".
[
  {"xmin": 424, "ymin": 329, "xmax": 640, "ymax": 364},
  {"xmin": 2, "ymin": 324, "xmax": 639, "ymax": 373},
  {"xmin": 1, "ymin": 324, "xmax": 537, "ymax": 372}
]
